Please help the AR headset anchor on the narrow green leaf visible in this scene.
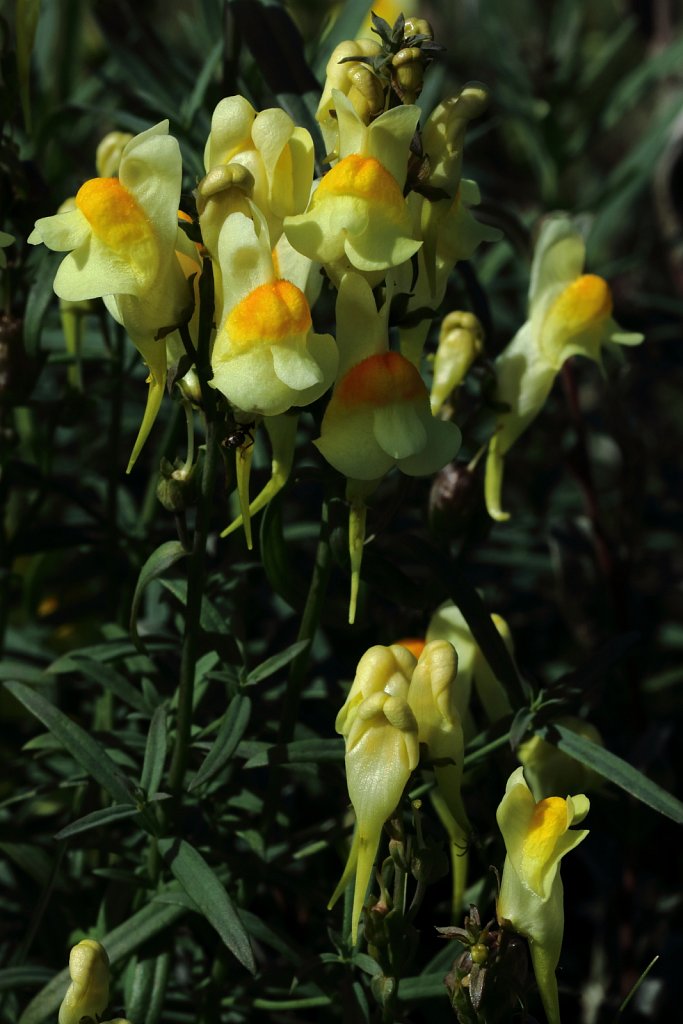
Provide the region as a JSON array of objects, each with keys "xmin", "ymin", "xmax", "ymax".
[
  {"xmin": 130, "ymin": 541, "xmax": 188, "ymax": 650},
  {"xmin": 140, "ymin": 705, "xmax": 168, "ymax": 798},
  {"xmin": 0, "ymin": 966, "xmax": 54, "ymax": 992},
  {"xmin": 0, "ymin": 661, "xmax": 49, "ymax": 685},
  {"xmin": 17, "ymin": 900, "xmax": 186, "ymax": 1024},
  {"xmin": 245, "ymin": 640, "xmax": 310, "ymax": 686},
  {"xmin": 544, "ymin": 724, "xmax": 683, "ymax": 824},
  {"xmin": 157, "ymin": 838, "xmax": 255, "ymax": 974},
  {"xmin": 53, "ymin": 803, "xmax": 142, "ymax": 841},
  {"xmin": 260, "ymin": 495, "xmax": 307, "ymax": 610},
  {"xmin": 47, "ymin": 655, "xmax": 148, "ymax": 713},
  {"xmin": 398, "ymin": 973, "xmax": 447, "ymax": 1000},
  {"xmin": 23, "ymin": 251, "xmax": 59, "ymax": 356},
  {"xmin": 189, "ymin": 694, "xmax": 251, "ymax": 790},
  {"xmin": 243, "ymin": 736, "xmax": 343, "ymax": 769},
  {"xmin": 3, "ymin": 681, "xmax": 132, "ymax": 805}
]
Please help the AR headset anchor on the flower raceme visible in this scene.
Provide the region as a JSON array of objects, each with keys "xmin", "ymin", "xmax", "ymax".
[
  {"xmin": 496, "ymin": 767, "xmax": 590, "ymax": 1024},
  {"xmin": 485, "ymin": 215, "xmax": 643, "ymax": 521},
  {"xmin": 28, "ymin": 121, "xmax": 196, "ymax": 470}
]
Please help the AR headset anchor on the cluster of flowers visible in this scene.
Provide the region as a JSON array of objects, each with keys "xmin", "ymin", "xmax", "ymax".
[{"xmin": 334, "ymin": 603, "xmax": 597, "ymax": 1024}]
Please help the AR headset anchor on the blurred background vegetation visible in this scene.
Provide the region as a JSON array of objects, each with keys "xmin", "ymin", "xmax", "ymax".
[{"xmin": 1, "ymin": 1, "xmax": 682, "ymax": 1022}]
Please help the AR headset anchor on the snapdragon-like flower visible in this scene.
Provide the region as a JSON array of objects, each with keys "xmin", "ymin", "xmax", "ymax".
[
  {"xmin": 485, "ymin": 215, "xmax": 643, "ymax": 521},
  {"xmin": 315, "ymin": 274, "xmax": 460, "ymax": 481},
  {"xmin": 497, "ymin": 767, "xmax": 590, "ymax": 1024},
  {"xmin": 330, "ymin": 644, "xmax": 419, "ymax": 943},
  {"xmin": 285, "ymin": 91, "xmax": 421, "ymax": 276},
  {"xmin": 430, "ymin": 311, "xmax": 484, "ymax": 415},
  {"xmin": 58, "ymin": 939, "xmax": 109, "ymax": 1024},
  {"xmin": 518, "ymin": 717, "xmax": 604, "ymax": 800},
  {"xmin": 28, "ymin": 121, "xmax": 194, "ymax": 470},
  {"xmin": 316, "ymin": 38, "xmax": 383, "ymax": 153},
  {"xmin": 211, "ymin": 208, "xmax": 338, "ymax": 417},
  {"xmin": 427, "ymin": 600, "xmax": 513, "ymax": 737},
  {"xmin": 203, "ymin": 95, "xmax": 314, "ymax": 247}
]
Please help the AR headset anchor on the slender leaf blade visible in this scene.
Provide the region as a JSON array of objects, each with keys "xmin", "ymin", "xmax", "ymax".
[
  {"xmin": 53, "ymin": 803, "xmax": 142, "ymax": 841},
  {"xmin": 189, "ymin": 694, "xmax": 251, "ymax": 790},
  {"xmin": 544, "ymin": 724, "xmax": 683, "ymax": 823},
  {"xmin": 157, "ymin": 838, "xmax": 255, "ymax": 973},
  {"xmin": 4, "ymin": 681, "xmax": 132, "ymax": 805},
  {"xmin": 130, "ymin": 541, "xmax": 188, "ymax": 649},
  {"xmin": 140, "ymin": 704, "xmax": 168, "ymax": 798}
]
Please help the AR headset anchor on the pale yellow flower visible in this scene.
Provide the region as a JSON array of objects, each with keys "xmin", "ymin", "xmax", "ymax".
[
  {"xmin": 497, "ymin": 767, "xmax": 589, "ymax": 1024},
  {"xmin": 58, "ymin": 939, "xmax": 109, "ymax": 1024}
]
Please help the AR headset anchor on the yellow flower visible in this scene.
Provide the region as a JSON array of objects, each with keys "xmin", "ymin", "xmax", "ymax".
[
  {"xmin": 497, "ymin": 767, "xmax": 589, "ymax": 1024},
  {"xmin": 330, "ymin": 644, "xmax": 419, "ymax": 943},
  {"xmin": 485, "ymin": 215, "xmax": 643, "ymax": 521},
  {"xmin": 58, "ymin": 939, "xmax": 109, "ymax": 1024},
  {"xmin": 315, "ymin": 274, "xmax": 461, "ymax": 481},
  {"xmin": 316, "ymin": 37, "xmax": 383, "ymax": 152},
  {"xmin": 28, "ymin": 121, "xmax": 195, "ymax": 470},
  {"xmin": 211, "ymin": 208, "xmax": 337, "ymax": 417},
  {"xmin": 285, "ymin": 91, "xmax": 421, "ymax": 275},
  {"xmin": 518, "ymin": 717, "xmax": 604, "ymax": 800},
  {"xmin": 426, "ymin": 600, "xmax": 513, "ymax": 737},
  {"xmin": 203, "ymin": 95, "xmax": 314, "ymax": 247},
  {"xmin": 430, "ymin": 311, "xmax": 484, "ymax": 415}
]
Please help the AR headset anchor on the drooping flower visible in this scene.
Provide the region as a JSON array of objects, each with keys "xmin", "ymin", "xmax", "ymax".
[
  {"xmin": 496, "ymin": 767, "xmax": 590, "ymax": 1024},
  {"xmin": 285, "ymin": 91, "xmax": 421, "ymax": 277},
  {"xmin": 330, "ymin": 644, "xmax": 419, "ymax": 943},
  {"xmin": 211, "ymin": 208, "xmax": 337, "ymax": 418},
  {"xmin": 58, "ymin": 939, "xmax": 110, "ymax": 1024},
  {"xmin": 28, "ymin": 121, "xmax": 195, "ymax": 470},
  {"xmin": 485, "ymin": 215, "xmax": 644, "ymax": 521}
]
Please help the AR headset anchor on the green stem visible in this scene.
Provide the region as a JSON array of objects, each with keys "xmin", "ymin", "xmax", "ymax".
[
  {"xmin": 167, "ymin": 415, "xmax": 218, "ymax": 798},
  {"xmin": 278, "ymin": 495, "xmax": 332, "ymax": 743}
]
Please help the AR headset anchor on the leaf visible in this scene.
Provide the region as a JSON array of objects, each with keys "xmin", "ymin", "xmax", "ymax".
[
  {"xmin": 260, "ymin": 494, "xmax": 306, "ymax": 610},
  {"xmin": 17, "ymin": 900, "xmax": 187, "ymax": 1024},
  {"xmin": 0, "ymin": 966, "xmax": 54, "ymax": 992},
  {"xmin": 397, "ymin": 974, "xmax": 446, "ymax": 1000},
  {"xmin": 157, "ymin": 838, "xmax": 255, "ymax": 974},
  {"xmin": 243, "ymin": 737, "xmax": 343, "ymax": 769},
  {"xmin": 189, "ymin": 694, "xmax": 251, "ymax": 790},
  {"xmin": 543, "ymin": 724, "xmax": 683, "ymax": 824},
  {"xmin": 130, "ymin": 541, "xmax": 188, "ymax": 650},
  {"xmin": 23, "ymin": 251, "xmax": 59, "ymax": 356},
  {"xmin": 3, "ymin": 681, "xmax": 132, "ymax": 805},
  {"xmin": 140, "ymin": 705, "xmax": 168, "ymax": 798},
  {"xmin": 53, "ymin": 803, "xmax": 142, "ymax": 841},
  {"xmin": 245, "ymin": 640, "xmax": 310, "ymax": 686},
  {"xmin": 47, "ymin": 655, "xmax": 148, "ymax": 713}
]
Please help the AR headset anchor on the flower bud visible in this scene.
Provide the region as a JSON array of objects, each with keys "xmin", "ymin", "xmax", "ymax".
[
  {"xmin": 58, "ymin": 939, "xmax": 110, "ymax": 1024},
  {"xmin": 430, "ymin": 311, "xmax": 484, "ymax": 415},
  {"xmin": 156, "ymin": 456, "xmax": 199, "ymax": 513},
  {"xmin": 391, "ymin": 47, "xmax": 424, "ymax": 103},
  {"xmin": 403, "ymin": 17, "xmax": 433, "ymax": 40}
]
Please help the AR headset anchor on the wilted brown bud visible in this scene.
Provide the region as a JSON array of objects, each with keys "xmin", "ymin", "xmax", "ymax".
[{"xmin": 429, "ymin": 461, "xmax": 481, "ymax": 539}]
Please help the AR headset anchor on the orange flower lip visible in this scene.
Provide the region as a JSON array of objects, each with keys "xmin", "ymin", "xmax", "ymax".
[
  {"xmin": 76, "ymin": 177, "xmax": 153, "ymax": 255},
  {"xmin": 226, "ymin": 279, "xmax": 312, "ymax": 350},
  {"xmin": 314, "ymin": 154, "xmax": 405, "ymax": 213},
  {"xmin": 546, "ymin": 274, "xmax": 613, "ymax": 332},
  {"xmin": 336, "ymin": 351, "xmax": 427, "ymax": 408}
]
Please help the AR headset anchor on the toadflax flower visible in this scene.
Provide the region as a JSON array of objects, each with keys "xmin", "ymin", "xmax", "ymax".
[
  {"xmin": 496, "ymin": 767, "xmax": 590, "ymax": 1024},
  {"xmin": 28, "ymin": 121, "xmax": 195, "ymax": 470},
  {"xmin": 329, "ymin": 644, "xmax": 419, "ymax": 943},
  {"xmin": 284, "ymin": 90, "xmax": 421, "ymax": 277},
  {"xmin": 211, "ymin": 208, "xmax": 338, "ymax": 417},
  {"xmin": 314, "ymin": 273, "xmax": 460, "ymax": 621},
  {"xmin": 203, "ymin": 94, "xmax": 314, "ymax": 248},
  {"xmin": 58, "ymin": 938, "xmax": 109, "ymax": 1024},
  {"xmin": 485, "ymin": 215, "xmax": 643, "ymax": 521}
]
